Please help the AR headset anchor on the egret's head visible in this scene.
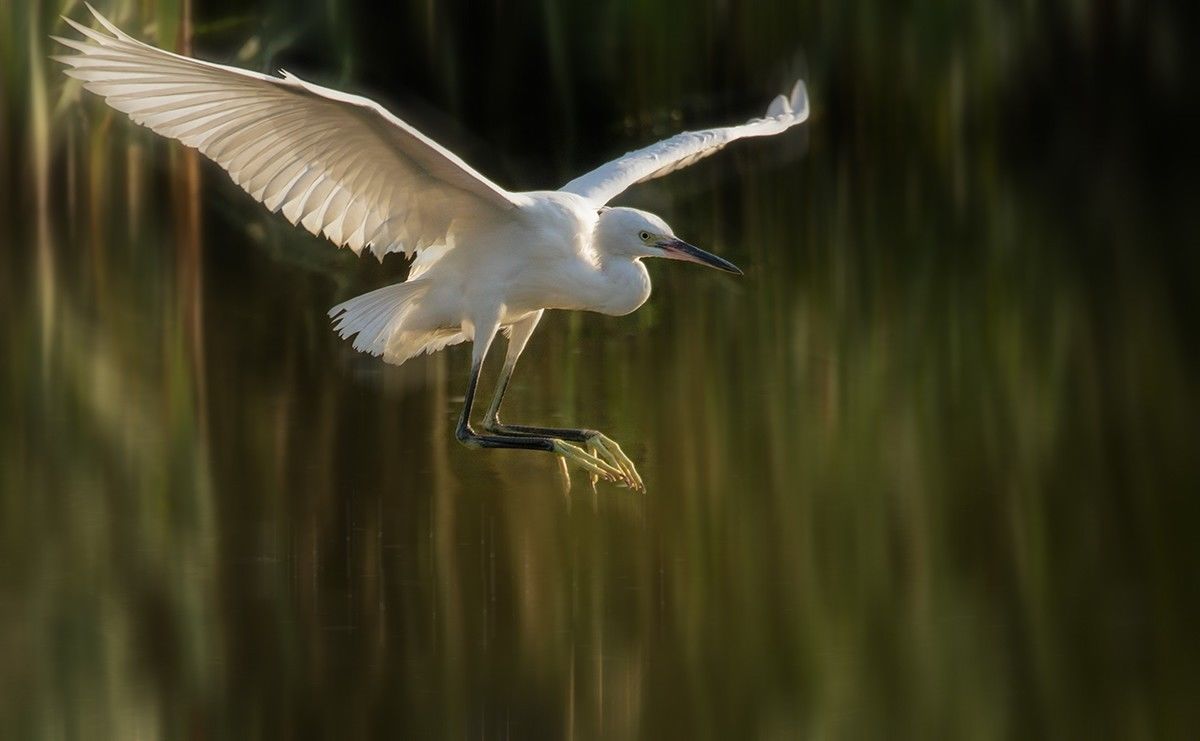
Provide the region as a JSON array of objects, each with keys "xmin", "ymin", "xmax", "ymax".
[{"xmin": 595, "ymin": 207, "xmax": 742, "ymax": 275}]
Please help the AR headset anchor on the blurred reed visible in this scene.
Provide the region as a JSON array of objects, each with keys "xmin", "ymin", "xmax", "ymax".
[{"xmin": 1, "ymin": 1, "xmax": 1195, "ymax": 739}]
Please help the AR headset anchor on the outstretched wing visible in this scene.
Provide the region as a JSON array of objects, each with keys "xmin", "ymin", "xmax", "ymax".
[
  {"xmin": 561, "ymin": 80, "xmax": 809, "ymax": 206},
  {"xmin": 54, "ymin": 4, "xmax": 524, "ymax": 258}
]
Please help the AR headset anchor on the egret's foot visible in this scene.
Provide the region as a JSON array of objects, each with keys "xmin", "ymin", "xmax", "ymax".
[
  {"xmin": 556, "ymin": 455, "xmax": 573, "ymax": 493},
  {"xmin": 486, "ymin": 420, "xmax": 643, "ymax": 490},
  {"xmin": 585, "ymin": 433, "xmax": 644, "ymax": 492},
  {"xmin": 551, "ymin": 440, "xmax": 628, "ymax": 487}
]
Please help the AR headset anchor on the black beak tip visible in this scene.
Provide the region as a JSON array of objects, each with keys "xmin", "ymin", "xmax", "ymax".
[
  {"xmin": 712, "ymin": 255, "xmax": 744, "ymax": 276},
  {"xmin": 668, "ymin": 239, "xmax": 743, "ymax": 276},
  {"xmin": 704, "ymin": 258, "xmax": 742, "ymax": 276}
]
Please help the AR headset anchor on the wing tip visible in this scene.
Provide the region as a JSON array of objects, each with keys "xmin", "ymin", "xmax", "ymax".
[
  {"xmin": 766, "ymin": 80, "xmax": 809, "ymax": 119},
  {"xmin": 789, "ymin": 79, "xmax": 809, "ymax": 119},
  {"xmin": 60, "ymin": 15, "xmax": 90, "ymax": 35},
  {"xmin": 60, "ymin": 4, "xmax": 132, "ymax": 47},
  {"xmin": 84, "ymin": 3, "xmax": 121, "ymax": 35}
]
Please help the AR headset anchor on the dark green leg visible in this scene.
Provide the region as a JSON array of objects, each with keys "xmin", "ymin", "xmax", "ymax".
[
  {"xmin": 480, "ymin": 332, "xmax": 644, "ymax": 491},
  {"xmin": 456, "ymin": 323, "xmax": 626, "ymax": 485}
]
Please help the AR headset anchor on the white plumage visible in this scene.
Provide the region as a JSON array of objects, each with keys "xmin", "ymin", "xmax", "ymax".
[
  {"xmin": 56, "ymin": 4, "xmax": 810, "ymax": 489},
  {"xmin": 54, "ymin": 6, "xmax": 521, "ymax": 262},
  {"xmin": 562, "ymin": 80, "xmax": 809, "ymax": 205}
]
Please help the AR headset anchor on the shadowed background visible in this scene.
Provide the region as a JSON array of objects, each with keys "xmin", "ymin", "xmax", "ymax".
[{"xmin": 1, "ymin": 0, "xmax": 1198, "ymax": 738}]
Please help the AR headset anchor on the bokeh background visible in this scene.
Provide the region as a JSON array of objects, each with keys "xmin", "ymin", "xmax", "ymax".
[{"xmin": 2, "ymin": 0, "xmax": 1198, "ymax": 738}]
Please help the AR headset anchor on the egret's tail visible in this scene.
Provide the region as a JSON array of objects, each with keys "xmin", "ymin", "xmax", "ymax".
[{"xmin": 328, "ymin": 280, "xmax": 465, "ymax": 365}]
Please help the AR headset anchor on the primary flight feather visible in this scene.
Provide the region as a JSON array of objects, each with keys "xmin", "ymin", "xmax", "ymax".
[{"xmin": 56, "ymin": 4, "xmax": 810, "ymax": 490}]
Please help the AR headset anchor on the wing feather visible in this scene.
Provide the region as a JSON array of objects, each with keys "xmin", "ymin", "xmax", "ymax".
[
  {"xmin": 56, "ymin": 4, "xmax": 524, "ymax": 259},
  {"xmin": 561, "ymin": 80, "xmax": 809, "ymax": 206}
]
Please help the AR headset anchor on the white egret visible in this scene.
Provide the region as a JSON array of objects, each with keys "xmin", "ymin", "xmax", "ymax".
[{"xmin": 55, "ymin": 4, "xmax": 810, "ymax": 490}]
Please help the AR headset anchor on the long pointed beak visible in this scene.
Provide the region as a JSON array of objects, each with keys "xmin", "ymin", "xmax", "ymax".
[{"xmin": 659, "ymin": 238, "xmax": 743, "ymax": 275}]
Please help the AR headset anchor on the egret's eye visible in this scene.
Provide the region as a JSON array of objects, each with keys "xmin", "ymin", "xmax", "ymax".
[{"xmin": 639, "ymin": 231, "xmax": 651, "ymax": 242}]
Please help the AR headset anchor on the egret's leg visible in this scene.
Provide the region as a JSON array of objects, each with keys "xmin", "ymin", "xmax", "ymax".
[
  {"xmin": 479, "ymin": 312, "xmax": 644, "ymax": 491},
  {"xmin": 454, "ymin": 318, "xmax": 626, "ymax": 485}
]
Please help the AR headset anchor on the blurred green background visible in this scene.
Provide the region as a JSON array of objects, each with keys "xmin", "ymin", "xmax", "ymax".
[{"xmin": 2, "ymin": 0, "xmax": 1198, "ymax": 738}]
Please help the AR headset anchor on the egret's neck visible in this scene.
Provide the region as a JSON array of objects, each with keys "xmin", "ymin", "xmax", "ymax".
[
  {"xmin": 599, "ymin": 256, "xmax": 652, "ymax": 316},
  {"xmin": 560, "ymin": 255, "xmax": 651, "ymax": 317}
]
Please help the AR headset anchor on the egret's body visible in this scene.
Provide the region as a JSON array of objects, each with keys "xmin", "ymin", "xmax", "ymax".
[
  {"xmin": 336, "ymin": 192, "xmax": 652, "ymax": 365},
  {"xmin": 57, "ymin": 5, "xmax": 810, "ymax": 489}
]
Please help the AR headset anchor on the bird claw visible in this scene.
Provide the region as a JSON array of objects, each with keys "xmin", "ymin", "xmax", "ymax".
[
  {"xmin": 585, "ymin": 432, "xmax": 644, "ymax": 492},
  {"xmin": 551, "ymin": 440, "xmax": 624, "ymax": 486},
  {"xmin": 550, "ymin": 436, "xmax": 643, "ymax": 491},
  {"xmin": 556, "ymin": 454, "xmax": 572, "ymax": 493}
]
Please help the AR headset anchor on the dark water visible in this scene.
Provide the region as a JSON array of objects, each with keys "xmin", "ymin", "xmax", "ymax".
[{"xmin": 2, "ymin": 1, "xmax": 1198, "ymax": 738}]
